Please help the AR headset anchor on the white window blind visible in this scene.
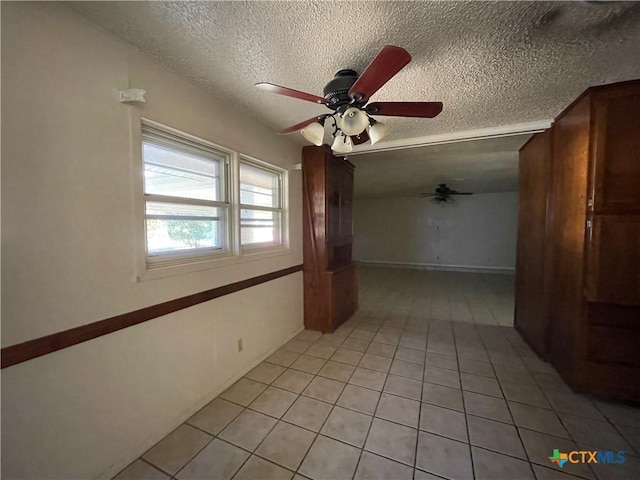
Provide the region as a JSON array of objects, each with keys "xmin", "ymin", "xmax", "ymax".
[{"xmin": 142, "ymin": 123, "xmax": 230, "ymax": 264}]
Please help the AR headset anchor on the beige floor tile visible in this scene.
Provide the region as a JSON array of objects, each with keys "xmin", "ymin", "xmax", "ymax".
[
  {"xmin": 176, "ymin": 438, "xmax": 248, "ymax": 480},
  {"xmin": 220, "ymin": 378, "xmax": 268, "ymax": 407},
  {"xmin": 299, "ymin": 435, "xmax": 361, "ymax": 480},
  {"xmin": 246, "ymin": 362, "xmax": 287, "ymax": 384},
  {"xmin": 283, "ymin": 396, "xmax": 333, "ymax": 432},
  {"xmin": 472, "ymin": 446, "xmax": 535, "ymax": 480},
  {"xmin": 320, "ymin": 406, "xmax": 372, "ymax": 447},
  {"xmin": 281, "ymin": 339, "xmax": 313, "ymax": 354},
  {"xmin": 467, "ymin": 414, "xmax": 526, "ymax": 459},
  {"xmin": 186, "ymin": 398, "xmax": 243, "ymax": 435},
  {"xmin": 255, "ymin": 422, "xmax": 316, "ymax": 471},
  {"xmin": 509, "ymin": 402, "xmax": 568, "ymax": 438},
  {"xmin": 316, "ymin": 333, "xmax": 347, "ymax": 347},
  {"xmin": 349, "ymin": 367, "xmax": 387, "ymax": 391},
  {"xmin": 272, "ymin": 369, "xmax": 314, "ymax": 394},
  {"xmin": 341, "ymin": 338, "xmax": 371, "ymax": 352},
  {"xmin": 501, "ymin": 380, "xmax": 550, "ymax": 408},
  {"xmin": 295, "ymin": 330, "xmax": 323, "ymax": 343},
  {"xmin": 414, "ymin": 468, "xmax": 447, "ymax": 480},
  {"xmin": 424, "ymin": 365, "xmax": 460, "ymax": 388},
  {"xmin": 464, "ymin": 391, "xmax": 512, "ymax": 423},
  {"xmin": 219, "ymin": 409, "xmax": 277, "ymax": 451},
  {"xmin": 331, "ymin": 348, "xmax": 364, "ymax": 366},
  {"xmin": 373, "ymin": 332, "xmax": 400, "ymax": 346},
  {"xmin": 290, "ymin": 355, "xmax": 327, "ymax": 374},
  {"xmin": 558, "ymin": 412, "xmax": 632, "ymax": 450},
  {"xmin": 359, "ymin": 354, "xmax": 392, "ymax": 373},
  {"xmin": 389, "ymin": 359, "xmax": 424, "ymax": 380},
  {"xmin": 366, "ymin": 342, "xmax": 397, "ymax": 358},
  {"xmin": 233, "ymin": 455, "xmax": 294, "ymax": 480},
  {"xmin": 545, "ymin": 391, "xmax": 604, "ymax": 420},
  {"xmin": 302, "ymin": 376, "xmax": 345, "ymax": 404},
  {"xmin": 349, "ymin": 329, "xmax": 376, "ymax": 341},
  {"xmin": 249, "ymin": 386, "xmax": 298, "ymax": 418},
  {"xmin": 317, "ymin": 360, "xmax": 355, "ymax": 382},
  {"xmin": 337, "ymin": 384, "xmax": 381, "ymax": 415},
  {"xmin": 416, "ymin": 431, "xmax": 473, "ymax": 480},
  {"xmin": 143, "ymin": 424, "xmax": 212, "ymax": 475},
  {"xmin": 395, "ymin": 347, "xmax": 426, "ymax": 364},
  {"xmin": 113, "ymin": 460, "xmax": 169, "ymax": 480},
  {"xmin": 354, "ymin": 451, "xmax": 413, "ymax": 480},
  {"xmin": 375, "ymin": 393, "xmax": 420, "ymax": 428},
  {"xmin": 458, "ymin": 357, "xmax": 495, "ymax": 377},
  {"xmin": 267, "ymin": 349, "xmax": 302, "ymax": 368},
  {"xmin": 460, "ymin": 372, "xmax": 503, "ymax": 398},
  {"xmin": 364, "ymin": 418, "xmax": 417, "ymax": 466},
  {"xmin": 305, "ymin": 344, "xmax": 337, "ymax": 360},
  {"xmin": 398, "ymin": 336, "xmax": 426, "ymax": 351},
  {"xmin": 383, "ymin": 374, "xmax": 422, "ymax": 401},
  {"xmin": 419, "ymin": 403, "xmax": 468, "ymax": 442},
  {"xmin": 422, "ymin": 382, "xmax": 464, "ymax": 412}
]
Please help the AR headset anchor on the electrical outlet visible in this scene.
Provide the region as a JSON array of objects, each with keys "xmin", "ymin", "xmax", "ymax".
[{"xmin": 237, "ymin": 338, "xmax": 243, "ymax": 352}]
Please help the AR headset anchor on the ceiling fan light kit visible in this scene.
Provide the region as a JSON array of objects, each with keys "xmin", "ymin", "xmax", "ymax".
[
  {"xmin": 331, "ymin": 133, "xmax": 354, "ymax": 154},
  {"xmin": 300, "ymin": 120, "xmax": 325, "ymax": 146},
  {"xmin": 421, "ymin": 183, "xmax": 474, "ymax": 204},
  {"xmin": 255, "ymin": 45, "xmax": 443, "ymax": 154}
]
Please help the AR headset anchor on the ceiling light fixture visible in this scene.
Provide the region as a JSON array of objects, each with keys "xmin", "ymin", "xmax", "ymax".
[
  {"xmin": 300, "ymin": 118, "xmax": 326, "ymax": 146},
  {"xmin": 368, "ymin": 118, "xmax": 390, "ymax": 145},
  {"xmin": 331, "ymin": 133, "xmax": 354, "ymax": 154},
  {"xmin": 299, "ymin": 109, "xmax": 387, "ymax": 153}
]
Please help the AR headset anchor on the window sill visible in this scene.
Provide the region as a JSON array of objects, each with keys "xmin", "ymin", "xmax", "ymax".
[{"xmin": 137, "ymin": 246, "xmax": 293, "ymax": 282}]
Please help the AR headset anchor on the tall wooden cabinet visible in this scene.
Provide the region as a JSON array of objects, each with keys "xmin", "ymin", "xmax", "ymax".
[
  {"xmin": 515, "ymin": 80, "xmax": 640, "ymax": 401},
  {"xmin": 302, "ymin": 146, "xmax": 358, "ymax": 333}
]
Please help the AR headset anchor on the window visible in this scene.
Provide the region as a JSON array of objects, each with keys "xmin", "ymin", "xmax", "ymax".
[
  {"xmin": 239, "ymin": 158, "xmax": 284, "ymax": 249},
  {"xmin": 142, "ymin": 123, "xmax": 230, "ymax": 265},
  {"xmin": 139, "ymin": 121, "xmax": 288, "ymax": 275}
]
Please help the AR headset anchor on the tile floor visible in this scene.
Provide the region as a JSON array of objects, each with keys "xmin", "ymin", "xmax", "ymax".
[{"xmin": 114, "ymin": 268, "xmax": 640, "ymax": 480}]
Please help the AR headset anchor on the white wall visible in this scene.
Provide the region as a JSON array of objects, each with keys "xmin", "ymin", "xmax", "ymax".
[
  {"xmin": 353, "ymin": 192, "xmax": 518, "ymax": 273},
  {"xmin": 1, "ymin": 3, "xmax": 303, "ymax": 479}
]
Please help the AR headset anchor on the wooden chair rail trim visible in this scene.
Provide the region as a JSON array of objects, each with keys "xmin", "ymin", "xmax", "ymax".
[{"xmin": 1, "ymin": 264, "xmax": 303, "ymax": 369}]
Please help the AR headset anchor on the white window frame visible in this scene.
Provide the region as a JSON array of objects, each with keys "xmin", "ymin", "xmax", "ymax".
[
  {"xmin": 239, "ymin": 155, "xmax": 287, "ymax": 253},
  {"xmin": 134, "ymin": 118, "xmax": 290, "ymax": 281},
  {"xmin": 142, "ymin": 122, "xmax": 234, "ymax": 267}
]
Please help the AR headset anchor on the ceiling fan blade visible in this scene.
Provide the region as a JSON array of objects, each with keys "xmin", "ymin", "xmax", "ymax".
[
  {"xmin": 348, "ymin": 46, "xmax": 411, "ymax": 102},
  {"xmin": 366, "ymin": 101, "xmax": 443, "ymax": 118},
  {"xmin": 255, "ymin": 82, "xmax": 328, "ymax": 104},
  {"xmin": 277, "ymin": 116, "xmax": 324, "ymax": 135},
  {"xmin": 351, "ymin": 129, "xmax": 370, "ymax": 145},
  {"xmin": 449, "ymin": 191, "xmax": 473, "ymax": 195}
]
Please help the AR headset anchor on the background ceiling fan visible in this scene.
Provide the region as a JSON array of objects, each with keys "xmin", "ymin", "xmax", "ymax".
[
  {"xmin": 255, "ymin": 45, "xmax": 443, "ymax": 154},
  {"xmin": 420, "ymin": 183, "xmax": 474, "ymax": 204}
]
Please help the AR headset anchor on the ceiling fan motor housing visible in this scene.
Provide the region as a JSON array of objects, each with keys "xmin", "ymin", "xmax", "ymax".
[{"xmin": 323, "ymin": 69, "xmax": 365, "ymax": 110}]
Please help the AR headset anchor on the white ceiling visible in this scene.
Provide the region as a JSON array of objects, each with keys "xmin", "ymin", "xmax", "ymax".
[{"xmin": 69, "ymin": 1, "xmax": 640, "ymax": 196}]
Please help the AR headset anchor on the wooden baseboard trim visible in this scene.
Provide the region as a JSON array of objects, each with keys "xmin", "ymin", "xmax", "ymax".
[{"xmin": 1, "ymin": 264, "xmax": 303, "ymax": 369}]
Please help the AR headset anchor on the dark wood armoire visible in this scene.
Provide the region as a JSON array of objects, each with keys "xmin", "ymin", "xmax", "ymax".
[
  {"xmin": 515, "ymin": 80, "xmax": 640, "ymax": 401},
  {"xmin": 302, "ymin": 145, "xmax": 358, "ymax": 333}
]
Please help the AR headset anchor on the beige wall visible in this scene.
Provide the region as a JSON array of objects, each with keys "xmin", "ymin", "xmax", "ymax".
[
  {"xmin": 353, "ymin": 192, "xmax": 518, "ymax": 273},
  {"xmin": 1, "ymin": 3, "xmax": 303, "ymax": 479}
]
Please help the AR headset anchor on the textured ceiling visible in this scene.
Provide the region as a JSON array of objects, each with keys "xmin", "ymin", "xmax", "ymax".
[
  {"xmin": 351, "ymin": 134, "xmax": 531, "ymax": 198},
  {"xmin": 68, "ymin": 1, "xmax": 640, "ymax": 195}
]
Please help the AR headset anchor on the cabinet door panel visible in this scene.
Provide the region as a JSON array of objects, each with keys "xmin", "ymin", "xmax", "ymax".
[
  {"xmin": 586, "ymin": 215, "xmax": 640, "ymax": 305},
  {"xmin": 590, "ymin": 85, "xmax": 640, "ymax": 213},
  {"xmin": 339, "ymin": 167, "xmax": 353, "ymax": 237},
  {"xmin": 326, "ymin": 161, "xmax": 341, "ymax": 239}
]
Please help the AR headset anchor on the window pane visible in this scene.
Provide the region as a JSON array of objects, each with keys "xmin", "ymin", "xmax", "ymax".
[
  {"xmin": 240, "ymin": 162, "xmax": 279, "ymax": 207},
  {"xmin": 143, "ymin": 142, "xmax": 222, "ymax": 201},
  {"xmin": 241, "ymin": 209, "xmax": 280, "ymax": 246},
  {"xmin": 146, "ymin": 202, "xmax": 226, "ymax": 254}
]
